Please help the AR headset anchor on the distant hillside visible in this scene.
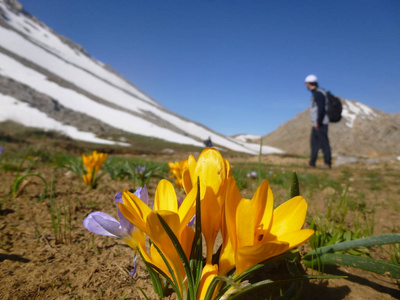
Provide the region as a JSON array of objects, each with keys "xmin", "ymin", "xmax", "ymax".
[
  {"xmin": 0, "ymin": 0, "xmax": 282, "ymax": 155},
  {"xmin": 261, "ymin": 98, "xmax": 400, "ymax": 157}
]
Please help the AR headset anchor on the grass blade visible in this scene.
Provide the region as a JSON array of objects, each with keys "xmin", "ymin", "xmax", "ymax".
[
  {"xmin": 138, "ymin": 288, "xmax": 150, "ymax": 300},
  {"xmin": 190, "ymin": 178, "xmax": 203, "ymax": 294}
]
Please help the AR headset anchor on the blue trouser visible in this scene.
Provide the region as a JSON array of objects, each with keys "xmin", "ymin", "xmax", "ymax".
[{"xmin": 309, "ymin": 124, "xmax": 331, "ymax": 167}]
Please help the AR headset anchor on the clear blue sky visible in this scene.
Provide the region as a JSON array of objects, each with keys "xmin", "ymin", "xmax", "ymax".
[{"xmin": 20, "ymin": 0, "xmax": 400, "ymax": 136}]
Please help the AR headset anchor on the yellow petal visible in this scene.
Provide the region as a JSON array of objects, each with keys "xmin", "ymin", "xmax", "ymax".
[
  {"xmin": 118, "ymin": 189, "xmax": 152, "ymax": 232},
  {"xmin": 154, "ymin": 179, "xmax": 178, "ymax": 212},
  {"xmin": 253, "ymin": 180, "xmax": 274, "ymax": 232},
  {"xmin": 146, "ymin": 211, "xmax": 185, "ymax": 287},
  {"xmin": 276, "ymin": 229, "xmax": 314, "ymax": 248},
  {"xmin": 122, "ymin": 227, "xmax": 145, "ymax": 249},
  {"xmin": 183, "ymin": 155, "xmax": 197, "ymax": 194},
  {"xmin": 201, "ymin": 190, "xmax": 221, "ymax": 263},
  {"xmin": 223, "ymin": 177, "xmax": 242, "ymax": 252},
  {"xmin": 218, "ymin": 234, "xmax": 236, "ymax": 276},
  {"xmin": 236, "ymin": 198, "xmax": 256, "ymax": 248},
  {"xmin": 182, "ymin": 168, "xmax": 193, "ymax": 194},
  {"xmin": 82, "ymin": 173, "xmax": 91, "ymax": 185},
  {"xmin": 236, "ymin": 241, "xmax": 289, "ymax": 276},
  {"xmin": 197, "ymin": 264, "xmax": 218, "ymax": 300},
  {"xmin": 195, "ymin": 148, "xmax": 227, "ymax": 197},
  {"xmin": 269, "ymin": 196, "xmax": 308, "ymax": 237},
  {"xmin": 180, "ymin": 226, "xmax": 195, "ymax": 260},
  {"xmin": 146, "ymin": 211, "xmax": 180, "ymax": 255},
  {"xmin": 178, "ymin": 182, "xmax": 197, "ymax": 230},
  {"xmin": 149, "ymin": 243, "xmax": 172, "ymax": 279}
]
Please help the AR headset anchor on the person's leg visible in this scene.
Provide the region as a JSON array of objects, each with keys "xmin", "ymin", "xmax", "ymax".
[
  {"xmin": 309, "ymin": 127, "xmax": 319, "ymax": 166},
  {"xmin": 319, "ymin": 125, "xmax": 332, "ymax": 167}
]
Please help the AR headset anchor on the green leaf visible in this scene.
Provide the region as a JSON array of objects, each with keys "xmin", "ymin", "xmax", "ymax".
[
  {"xmin": 290, "ymin": 171, "xmax": 300, "ymax": 198},
  {"xmin": 213, "ymin": 252, "xmax": 297, "ymax": 299},
  {"xmin": 303, "ymin": 253, "xmax": 400, "ymax": 279},
  {"xmin": 234, "ymin": 251, "xmax": 295, "ymax": 283},
  {"xmin": 204, "ymin": 276, "xmax": 237, "ymax": 300},
  {"xmin": 13, "ymin": 173, "xmax": 48, "ymax": 197},
  {"xmin": 304, "ymin": 234, "xmax": 400, "ymax": 258},
  {"xmin": 189, "ymin": 178, "xmax": 203, "ymax": 294}
]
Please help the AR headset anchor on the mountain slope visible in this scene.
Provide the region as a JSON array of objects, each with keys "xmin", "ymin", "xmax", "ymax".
[
  {"xmin": 262, "ymin": 98, "xmax": 400, "ymax": 157},
  {"xmin": 0, "ymin": 0, "xmax": 283, "ymax": 155}
]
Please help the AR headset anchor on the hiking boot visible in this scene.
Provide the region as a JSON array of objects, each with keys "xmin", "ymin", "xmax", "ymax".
[{"xmin": 321, "ymin": 164, "xmax": 331, "ymax": 169}]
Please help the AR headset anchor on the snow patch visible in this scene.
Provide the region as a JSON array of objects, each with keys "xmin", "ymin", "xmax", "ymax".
[
  {"xmin": 341, "ymin": 100, "xmax": 377, "ymax": 128},
  {"xmin": 0, "ymin": 94, "xmax": 128, "ymax": 145},
  {"xmin": 233, "ymin": 134, "xmax": 261, "ymax": 143}
]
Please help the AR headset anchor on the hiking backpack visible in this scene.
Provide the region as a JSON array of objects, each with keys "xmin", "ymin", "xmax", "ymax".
[{"xmin": 326, "ymin": 91, "xmax": 342, "ymax": 122}]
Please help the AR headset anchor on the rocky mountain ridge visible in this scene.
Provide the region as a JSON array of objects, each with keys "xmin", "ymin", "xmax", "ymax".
[{"xmin": 261, "ymin": 98, "xmax": 400, "ymax": 157}]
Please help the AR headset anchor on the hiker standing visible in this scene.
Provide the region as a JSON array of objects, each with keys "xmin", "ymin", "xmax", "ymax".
[{"xmin": 305, "ymin": 74, "xmax": 332, "ymax": 169}]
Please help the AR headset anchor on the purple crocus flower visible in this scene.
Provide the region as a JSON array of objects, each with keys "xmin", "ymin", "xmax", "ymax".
[
  {"xmin": 0, "ymin": 146, "xmax": 3, "ymax": 155},
  {"xmin": 83, "ymin": 185, "xmax": 149, "ymax": 238},
  {"xmin": 246, "ymin": 171, "xmax": 257, "ymax": 179},
  {"xmin": 83, "ymin": 186, "xmax": 149, "ymax": 277},
  {"xmin": 135, "ymin": 165, "xmax": 146, "ymax": 175}
]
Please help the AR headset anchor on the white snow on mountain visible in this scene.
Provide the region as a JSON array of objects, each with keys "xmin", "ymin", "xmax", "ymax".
[
  {"xmin": 0, "ymin": 94, "xmax": 127, "ymax": 145},
  {"xmin": 233, "ymin": 134, "xmax": 261, "ymax": 143},
  {"xmin": 0, "ymin": 51, "xmax": 205, "ymax": 147},
  {"xmin": 0, "ymin": 2, "xmax": 283, "ymax": 155},
  {"xmin": 0, "ymin": 2, "xmax": 157, "ymax": 107},
  {"xmin": 341, "ymin": 99, "xmax": 378, "ymax": 128}
]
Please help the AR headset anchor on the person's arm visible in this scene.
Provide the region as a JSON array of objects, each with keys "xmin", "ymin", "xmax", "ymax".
[{"xmin": 314, "ymin": 91, "xmax": 326, "ymax": 127}]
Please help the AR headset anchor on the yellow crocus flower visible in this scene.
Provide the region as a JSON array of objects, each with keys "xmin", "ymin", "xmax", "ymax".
[
  {"xmin": 81, "ymin": 150, "xmax": 108, "ymax": 186},
  {"xmin": 82, "ymin": 150, "xmax": 107, "ymax": 174},
  {"xmin": 182, "ymin": 148, "xmax": 231, "ymax": 264},
  {"xmin": 117, "ymin": 179, "xmax": 197, "ymax": 294},
  {"xmin": 221, "ymin": 178, "xmax": 314, "ymax": 277},
  {"xmin": 168, "ymin": 159, "xmax": 188, "ymax": 188}
]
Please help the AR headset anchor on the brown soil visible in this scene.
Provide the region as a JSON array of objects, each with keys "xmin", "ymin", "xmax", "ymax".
[{"xmin": 0, "ymin": 138, "xmax": 399, "ymax": 300}]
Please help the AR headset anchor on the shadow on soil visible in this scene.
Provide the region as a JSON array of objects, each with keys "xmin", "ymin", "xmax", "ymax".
[{"xmin": 300, "ymin": 265, "xmax": 400, "ymax": 299}]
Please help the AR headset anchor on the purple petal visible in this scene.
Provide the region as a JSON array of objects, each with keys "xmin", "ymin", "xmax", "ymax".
[
  {"xmin": 130, "ymin": 255, "xmax": 137, "ymax": 277},
  {"xmin": 188, "ymin": 215, "xmax": 196, "ymax": 227},
  {"xmin": 114, "ymin": 192, "xmax": 123, "ymax": 204},
  {"xmin": 135, "ymin": 185, "xmax": 149, "ymax": 206},
  {"xmin": 112, "ymin": 186, "xmax": 149, "ymax": 234},
  {"xmin": 117, "ymin": 208, "xmax": 134, "ymax": 235},
  {"xmin": 83, "ymin": 212, "xmax": 126, "ymax": 237},
  {"xmin": 177, "ymin": 195, "xmax": 184, "ymax": 208},
  {"xmin": 115, "ymin": 191, "xmax": 133, "ymax": 233}
]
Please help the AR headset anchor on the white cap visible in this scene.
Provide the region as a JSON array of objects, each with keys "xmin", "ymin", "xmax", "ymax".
[{"xmin": 305, "ymin": 74, "xmax": 318, "ymax": 83}]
